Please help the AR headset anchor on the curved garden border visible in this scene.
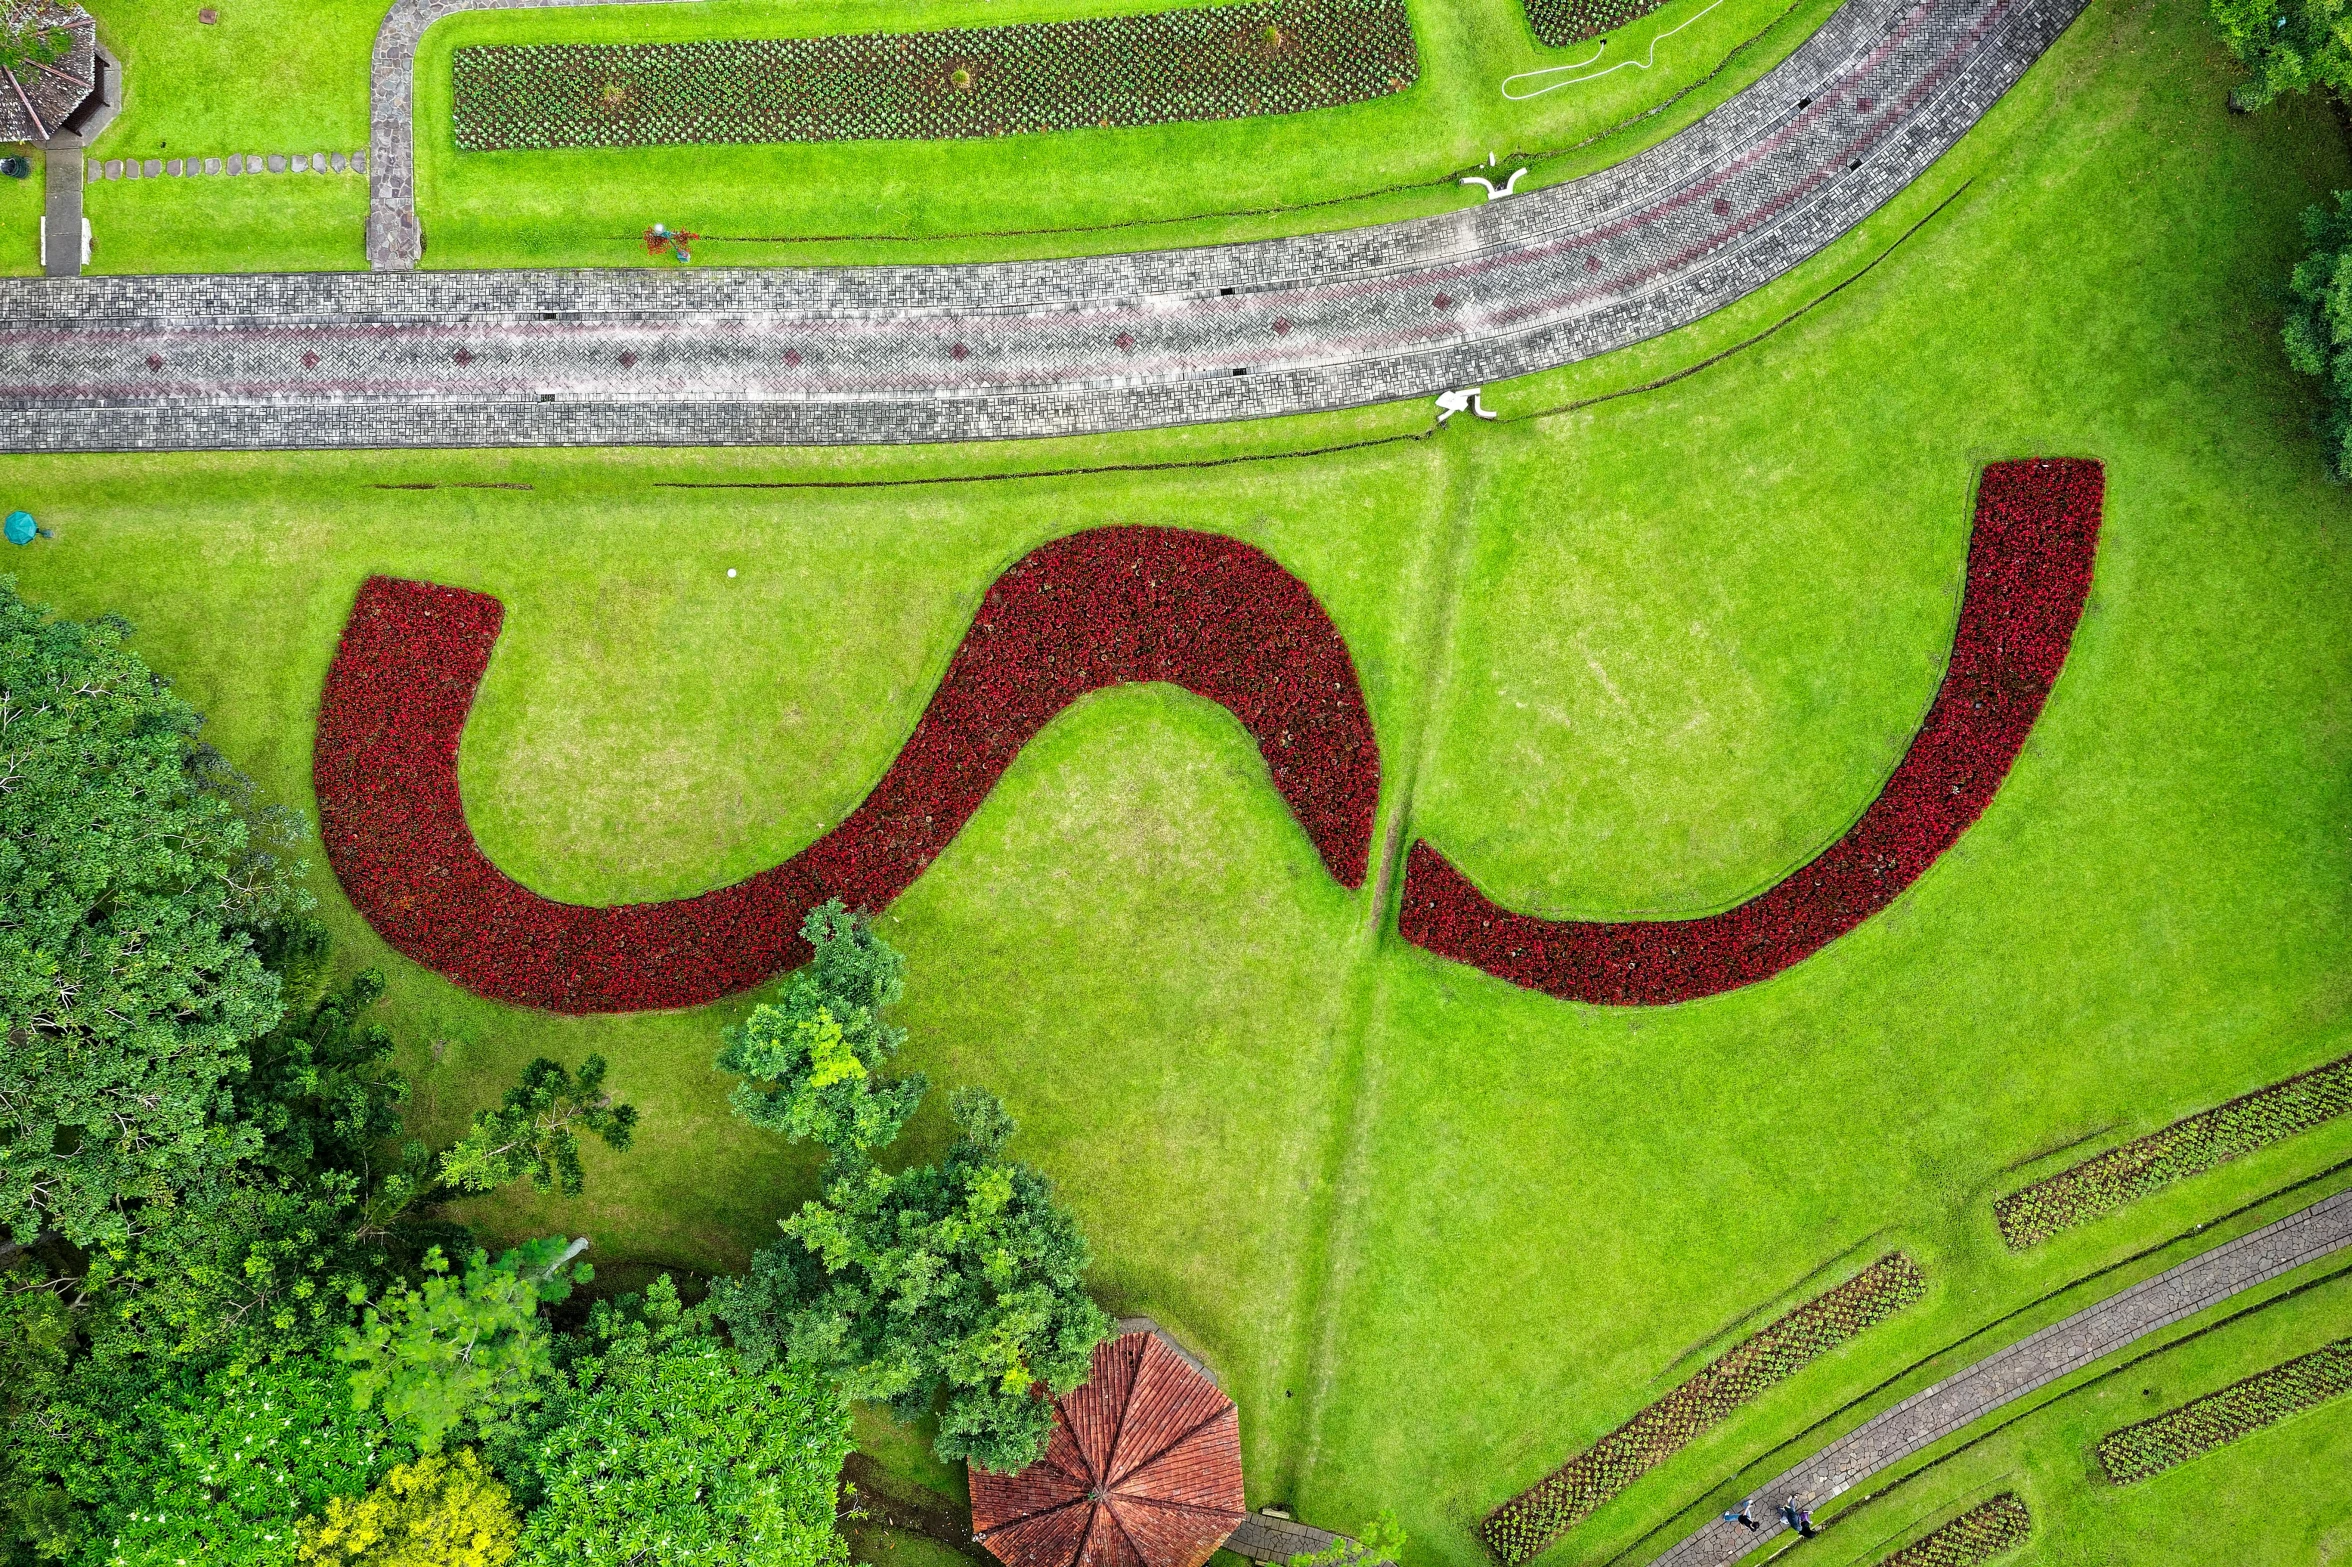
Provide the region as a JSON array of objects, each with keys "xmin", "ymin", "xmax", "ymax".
[
  {"xmin": 1398, "ymin": 458, "xmax": 2101, "ymax": 1006},
  {"xmin": 313, "ymin": 526, "xmax": 1380, "ymax": 1012}
]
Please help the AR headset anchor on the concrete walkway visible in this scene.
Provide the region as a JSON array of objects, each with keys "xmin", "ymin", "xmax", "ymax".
[
  {"xmin": 39, "ymin": 138, "xmax": 82, "ymax": 278},
  {"xmin": 1649, "ymin": 1188, "xmax": 2352, "ymax": 1566},
  {"xmin": 0, "ymin": 0, "xmax": 2083, "ymax": 451}
]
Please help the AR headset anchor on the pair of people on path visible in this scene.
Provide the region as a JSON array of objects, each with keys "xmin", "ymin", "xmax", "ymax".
[{"xmin": 1718, "ymin": 1497, "xmax": 1817, "ymax": 1537}]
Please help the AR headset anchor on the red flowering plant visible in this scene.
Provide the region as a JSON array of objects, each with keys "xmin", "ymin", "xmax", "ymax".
[
  {"xmin": 313, "ymin": 526, "xmax": 1379, "ymax": 1013},
  {"xmin": 1398, "ymin": 459, "xmax": 2104, "ymax": 1005}
]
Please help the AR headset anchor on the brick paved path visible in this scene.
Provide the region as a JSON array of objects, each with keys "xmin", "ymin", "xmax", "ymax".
[
  {"xmin": 0, "ymin": 0, "xmax": 2084, "ymax": 451},
  {"xmin": 367, "ymin": 0, "xmax": 697, "ymax": 270},
  {"xmin": 1649, "ymin": 1188, "xmax": 2352, "ymax": 1567}
]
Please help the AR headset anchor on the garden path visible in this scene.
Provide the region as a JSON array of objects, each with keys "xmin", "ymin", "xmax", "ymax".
[
  {"xmin": 0, "ymin": 0, "xmax": 2083, "ymax": 450},
  {"xmin": 1647, "ymin": 1187, "xmax": 2352, "ymax": 1566}
]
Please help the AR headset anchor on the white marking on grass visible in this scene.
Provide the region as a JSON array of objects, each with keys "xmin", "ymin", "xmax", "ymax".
[{"xmin": 1501, "ymin": 0, "xmax": 1729, "ymax": 100}]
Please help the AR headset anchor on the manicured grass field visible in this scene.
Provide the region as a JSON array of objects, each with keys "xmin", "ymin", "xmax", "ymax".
[{"xmin": 0, "ymin": 1, "xmax": 2347, "ymax": 1566}]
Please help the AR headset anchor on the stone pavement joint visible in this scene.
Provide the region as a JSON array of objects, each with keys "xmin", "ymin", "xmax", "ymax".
[
  {"xmin": 1647, "ymin": 1188, "xmax": 2352, "ymax": 1567},
  {"xmin": 0, "ymin": 0, "xmax": 2088, "ymax": 450}
]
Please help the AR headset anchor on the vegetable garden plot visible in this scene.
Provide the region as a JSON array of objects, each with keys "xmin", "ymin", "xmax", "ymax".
[{"xmin": 450, "ymin": 0, "xmax": 1418, "ymax": 151}]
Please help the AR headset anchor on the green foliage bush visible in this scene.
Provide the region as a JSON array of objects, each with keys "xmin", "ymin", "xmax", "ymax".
[
  {"xmin": 510, "ymin": 1277, "xmax": 854, "ymax": 1567},
  {"xmin": 2207, "ymin": 0, "xmax": 2351, "ymax": 108},
  {"xmin": 2285, "ymin": 195, "xmax": 2352, "ymax": 482},
  {"xmin": 298, "ymin": 1448, "xmax": 520, "ymax": 1567}
]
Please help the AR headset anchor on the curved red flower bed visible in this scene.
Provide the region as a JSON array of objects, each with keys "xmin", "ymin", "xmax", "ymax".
[
  {"xmin": 314, "ymin": 526, "xmax": 1379, "ymax": 1013},
  {"xmin": 1398, "ymin": 458, "xmax": 2104, "ymax": 1005}
]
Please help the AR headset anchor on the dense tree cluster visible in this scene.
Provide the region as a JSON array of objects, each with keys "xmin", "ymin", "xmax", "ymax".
[
  {"xmin": 3, "ymin": 579, "xmax": 1116, "ymax": 1562},
  {"xmin": 2207, "ymin": 0, "xmax": 2350, "ymax": 109}
]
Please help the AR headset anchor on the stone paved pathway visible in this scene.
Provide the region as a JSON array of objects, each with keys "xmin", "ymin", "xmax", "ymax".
[
  {"xmin": 368, "ymin": 0, "xmax": 696, "ymax": 270},
  {"xmin": 1648, "ymin": 1187, "xmax": 2352, "ymax": 1567},
  {"xmin": 0, "ymin": 0, "xmax": 2083, "ymax": 451}
]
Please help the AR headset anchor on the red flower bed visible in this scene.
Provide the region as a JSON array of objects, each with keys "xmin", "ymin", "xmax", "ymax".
[
  {"xmin": 1399, "ymin": 459, "xmax": 2104, "ymax": 1006},
  {"xmin": 314, "ymin": 526, "xmax": 1379, "ymax": 1013}
]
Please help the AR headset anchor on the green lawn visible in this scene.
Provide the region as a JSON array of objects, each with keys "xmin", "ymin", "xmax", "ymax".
[{"xmin": 0, "ymin": 0, "xmax": 2347, "ymax": 1564}]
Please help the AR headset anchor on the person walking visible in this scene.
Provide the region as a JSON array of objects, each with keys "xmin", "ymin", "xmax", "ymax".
[{"xmin": 1719, "ymin": 1499, "xmax": 1761, "ymax": 1532}]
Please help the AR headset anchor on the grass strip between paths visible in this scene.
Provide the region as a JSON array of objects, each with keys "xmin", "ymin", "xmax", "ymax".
[
  {"xmin": 1995, "ymin": 1052, "xmax": 2352, "ymax": 1249},
  {"xmin": 1480, "ymin": 1254, "xmax": 1927, "ymax": 1563},
  {"xmin": 1875, "ymin": 1493, "xmax": 2032, "ymax": 1566},
  {"xmin": 2095, "ymin": 1337, "xmax": 2352, "ymax": 1485}
]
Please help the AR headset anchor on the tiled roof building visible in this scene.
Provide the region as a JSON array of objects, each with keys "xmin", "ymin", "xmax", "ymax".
[
  {"xmin": 971, "ymin": 1327, "xmax": 1247, "ymax": 1567},
  {"xmin": 0, "ymin": 2, "xmax": 97, "ymax": 144}
]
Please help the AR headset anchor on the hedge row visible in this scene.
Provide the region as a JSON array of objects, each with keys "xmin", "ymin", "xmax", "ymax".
[
  {"xmin": 2096, "ymin": 1338, "xmax": 2352, "ymax": 1484},
  {"xmin": 450, "ymin": 0, "xmax": 1417, "ymax": 151},
  {"xmin": 313, "ymin": 528, "xmax": 1379, "ymax": 1013},
  {"xmin": 1993, "ymin": 1051, "xmax": 2352, "ymax": 1249},
  {"xmin": 1480, "ymin": 1254, "xmax": 1928, "ymax": 1564},
  {"xmin": 1878, "ymin": 1494, "xmax": 2032, "ymax": 1567},
  {"xmin": 1523, "ymin": 0, "xmax": 1672, "ymax": 48},
  {"xmin": 1402, "ymin": 460, "xmax": 2104, "ymax": 1007}
]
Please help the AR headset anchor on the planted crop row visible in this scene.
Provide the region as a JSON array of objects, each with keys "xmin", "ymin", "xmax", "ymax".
[
  {"xmin": 1994, "ymin": 1051, "xmax": 2352, "ymax": 1249},
  {"xmin": 2096, "ymin": 1338, "xmax": 2352, "ymax": 1484},
  {"xmin": 1878, "ymin": 1494, "xmax": 2032, "ymax": 1567},
  {"xmin": 1480, "ymin": 1254, "xmax": 1929, "ymax": 1564},
  {"xmin": 451, "ymin": 0, "xmax": 1417, "ymax": 151}
]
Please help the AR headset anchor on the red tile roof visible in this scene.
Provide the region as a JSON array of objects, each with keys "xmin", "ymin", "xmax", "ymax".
[{"xmin": 972, "ymin": 1330, "xmax": 1246, "ymax": 1567}]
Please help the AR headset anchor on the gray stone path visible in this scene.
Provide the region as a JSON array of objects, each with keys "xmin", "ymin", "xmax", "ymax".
[
  {"xmin": 0, "ymin": 0, "xmax": 2085, "ymax": 451},
  {"xmin": 1648, "ymin": 1188, "xmax": 2352, "ymax": 1567},
  {"xmin": 91, "ymin": 151, "xmax": 366, "ymax": 181},
  {"xmin": 368, "ymin": 0, "xmax": 696, "ymax": 270}
]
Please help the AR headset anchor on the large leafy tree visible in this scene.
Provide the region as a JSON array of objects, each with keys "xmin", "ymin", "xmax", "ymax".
[
  {"xmin": 340, "ymin": 1238, "xmax": 591, "ymax": 1456},
  {"xmin": 297, "ymin": 1449, "xmax": 520, "ymax": 1567},
  {"xmin": 2208, "ymin": 0, "xmax": 2351, "ymax": 108},
  {"xmin": 509, "ymin": 1276, "xmax": 853, "ymax": 1567},
  {"xmin": 2285, "ymin": 192, "xmax": 2352, "ymax": 481},
  {"xmin": 436, "ymin": 1055, "xmax": 638, "ymax": 1198},
  {"xmin": 718, "ymin": 1086, "xmax": 1110, "ymax": 1473},
  {"xmin": 718, "ymin": 901, "xmax": 926, "ymax": 1158},
  {"xmin": 0, "ymin": 579, "xmax": 306, "ymax": 1250}
]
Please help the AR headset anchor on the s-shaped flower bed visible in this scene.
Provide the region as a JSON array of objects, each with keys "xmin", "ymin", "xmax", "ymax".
[
  {"xmin": 314, "ymin": 526, "xmax": 1379, "ymax": 1012},
  {"xmin": 1401, "ymin": 459, "xmax": 2103, "ymax": 1007}
]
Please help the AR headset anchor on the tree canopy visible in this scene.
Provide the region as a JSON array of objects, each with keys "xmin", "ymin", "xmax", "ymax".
[
  {"xmin": 2207, "ymin": 0, "xmax": 2351, "ymax": 108},
  {"xmin": 2285, "ymin": 192, "xmax": 2352, "ymax": 482},
  {"xmin": 0, "ymin": 578, "xmax": 306, "ymax": 1250},
  {"xmin": 510, "ymin": 1276, "xmax": 853, "ymax": 1567}
]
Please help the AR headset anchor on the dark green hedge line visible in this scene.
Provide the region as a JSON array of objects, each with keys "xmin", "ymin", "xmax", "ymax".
[
  {"xmin": 1522, "ymin": 0, "xmax": 1673, "ymax": 48},
  {"xmin": 451, "ymin": 0, "xmax": 1417, "ymax": 151},
  {"xmin": 1479, "ymin": 1254, "xmax": 1928, "ymax": 1564},
  {"xmin": 2096, "ymin": 1338, "xmax": 2352, "ymax": 1484},
  {"xmin": 1993, "ymin": 1051, "xmax": 2352, "ymax": 1250},
  {"xmin": 1878, "ymin": 1494, "xmax": 2033, "ymax": 1567}
]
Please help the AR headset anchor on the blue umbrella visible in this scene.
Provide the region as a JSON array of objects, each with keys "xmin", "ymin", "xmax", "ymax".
[{"xmin": 4, "ymin": 511, "xmax": 37, "ymax": 546}]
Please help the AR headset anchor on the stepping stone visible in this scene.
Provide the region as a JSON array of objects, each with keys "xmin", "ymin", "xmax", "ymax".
[
  {"xmin": 124, "ymin": 161, "xmax": 140, "ymax": 179},
  {"xmin": 290, "ymin": 155, "xmax": 308, "ymax": 172},
  {"xmin": 85, "ymin": 162, "xmax": 100, "ymax": 183},
  {"xmin": 331, "ymin": 152, "xmax": 347, "ymax": 172},
  {"xmin": 267, "ymin": 154, "xmax": 286, "ymax": 173},
  {"xmin": 199, "ymin": 6, "xmax": 218, "ymax": 20},
  {"xmin": 167, "ymin": 159, "xmax": 183, "ymax": 176},
  {"xmin": 104, "ymin": 159, "xmax": 121, "ymax": 179},
  {"xmin": 353, "ymin": 151, "xmax": 367, "ymax": 172},
  {"xmin": 312, "ymin": 153, "xmax": 328, "ymax": 172},
  {"xmin": 204, "ymin": 157, "xmax": 221, "ymax": 174},
  {"xmin": 225, "ymin": 154, "xmax": 242, "ymax": 173},
  {"xmin": 144, "ymin": 160, "xmax": 161, "ymax": 177}
]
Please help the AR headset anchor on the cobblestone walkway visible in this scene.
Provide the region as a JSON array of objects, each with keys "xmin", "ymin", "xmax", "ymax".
[
  {"xmin": 0, "ymin": 0, "xmax": 2084, "ymax": 451},
  {"xmin": 1649, "ymin": 1188, "xmax": 2352, "ymax": 1567}
]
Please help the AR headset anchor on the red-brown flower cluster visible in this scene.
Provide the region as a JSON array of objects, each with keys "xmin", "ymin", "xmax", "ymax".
[
  {"xmin": 314, "ymin": 526, "xmax": 1378, "ymax": 1014},
  {"xmin": 1398, "ymin": 459, "xmax": 2104, "ymax": 1006}
]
